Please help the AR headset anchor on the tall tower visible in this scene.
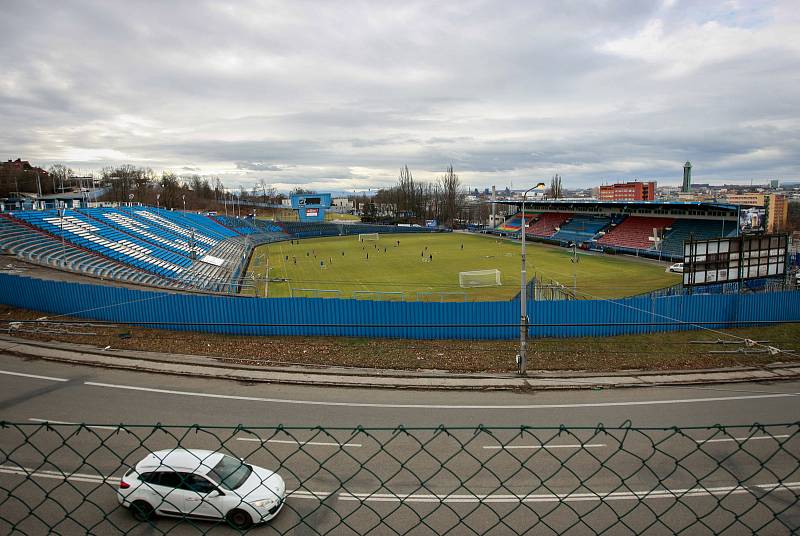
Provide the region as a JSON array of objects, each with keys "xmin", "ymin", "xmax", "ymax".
[{"xmin": 682, "ymin": 161, "xmax": 692, "ymax": 193}]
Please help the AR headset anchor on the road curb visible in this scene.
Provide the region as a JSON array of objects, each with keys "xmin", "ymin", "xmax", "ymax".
[{"xmin": 1, "ymin": 336, "xmax": 798, "ymax": 390}]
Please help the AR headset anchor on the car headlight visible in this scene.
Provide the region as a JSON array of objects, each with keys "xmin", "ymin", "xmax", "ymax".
[{"xmin": 252, "ymin": 498, "xmax": 277, "ymax": 508}]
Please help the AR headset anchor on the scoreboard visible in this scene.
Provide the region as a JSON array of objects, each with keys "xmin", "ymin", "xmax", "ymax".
[
  {"xmin": 683, "ymin": 234, "xmax": 788, "ymax": 286},
  {"xmin": 290, "ymin": 193, "xmax": 332, "ymax": 222}
]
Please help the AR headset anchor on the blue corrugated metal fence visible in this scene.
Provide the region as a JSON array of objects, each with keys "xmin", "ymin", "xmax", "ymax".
[{"xmin": 1, "ymin": 273, "xmax": 798, "ymax": 340}]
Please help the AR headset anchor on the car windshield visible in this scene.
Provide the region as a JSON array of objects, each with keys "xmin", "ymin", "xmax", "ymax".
[{"xmin": 207, "ymin": 455, "xmax": 252, "ymax": 490}]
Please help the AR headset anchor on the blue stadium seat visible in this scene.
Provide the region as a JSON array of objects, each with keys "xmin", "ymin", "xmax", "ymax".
[
  {"xmin": 551, "ymin": 215, "xmax": 611, "ymax": 244},
  {"xmin": 660, "ymin": 220, "xmax": 738, "ymax": 258},
  {"xmin": 10, "ymin": 209, "xmax": 191, "ymax": 277}
]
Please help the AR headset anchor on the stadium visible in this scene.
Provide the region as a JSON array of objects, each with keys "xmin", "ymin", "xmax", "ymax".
[{"xmin": 0, "ymin": 194, "xmax": 797, "ymax": 343}]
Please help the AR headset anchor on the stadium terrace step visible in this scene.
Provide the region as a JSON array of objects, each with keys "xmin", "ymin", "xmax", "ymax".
[
  {"xmin": 551, "ymin": 215, "xmax": 611, "ymax": 244},
  {"xmin": 527, "ymin": 213, "xmax": 572, "ymax": 237},
  {"xmin": 81, "ymin": 208, "xmax": 209, "ymax": 258},
  {"xmin": 9, "ymin": 209, "xmax": 191, "ymax": 278},
  {"xmin": 659, "ymin": 219, "xmax": 738, "ymax": 259},
  {"xmin": 495, "ymin": 212, "xmax": 537, "ymax": 233},
  {"xmin": 0, "ymin": 212, "xmax": 178, "ymax": 289},
  {"xmin": 212, "ymin": 215, "xmax": 286, "ymax": 235},
  {"xmin": 597, "ymin": 216, "xmax": 675, "ymax": 250}
]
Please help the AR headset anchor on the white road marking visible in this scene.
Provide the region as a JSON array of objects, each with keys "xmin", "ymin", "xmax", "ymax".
[
  {"xmin": 236, "ymin": 438, "xmax": 362, "ymax": 448},
  {"xmin": 483, "ymin": 443, "xmax": 606, "ymax": 450},
  {"xmin": 0, "ymin": 464, "xmax": 110, "ymax": 484},
  {"xmin": 695, "ymin": 434, "xmax": 792, "ymax": 444},
  {"xmin": 0, "ymin": 369, "xmax": 68, "ymax": 382},
  {"xmin": 0, "ymin": 464, "xmax": 329, "ymax": 499},
  {"xmin": 338, "ymin": 482, "xmax": 800, "ymax": 503},
  {"xmin": 28, "ymin": 418, "xmax": 119, "ymax": 430},
  {"xmin": 82, "ymin": 381, "xmax": 800, "ymax": 409},
  {"xmin": 2, "ymin": 464, "xmax": 796, "ymax": 505}
]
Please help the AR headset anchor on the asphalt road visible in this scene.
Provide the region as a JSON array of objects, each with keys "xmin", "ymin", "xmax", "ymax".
[{"xmin": 0, "ymin": 354, "xmax": 798, "ymax": 535}]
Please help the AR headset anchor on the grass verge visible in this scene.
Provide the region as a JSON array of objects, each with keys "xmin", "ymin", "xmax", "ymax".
[{"xmin": 2, "ymin": 305, "xmax": 797, "ymax": 373}]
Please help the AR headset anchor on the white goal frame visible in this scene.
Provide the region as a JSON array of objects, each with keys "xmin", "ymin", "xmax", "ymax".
[
  {"xmin": 459, "ymin": 269, "xmax": 502, "ymax": 288},
  {"xmin": 358, "ymin": 233, "xmax": 379, "ymax": 241}
]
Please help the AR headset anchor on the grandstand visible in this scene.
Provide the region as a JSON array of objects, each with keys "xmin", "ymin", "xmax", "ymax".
[
  {"xmin": 0, "ymin": 206, "xmax": 434, "ymax": 295},
  {"xmin": 659, "ymin": 219, "xmax": 738, "ymax": 258},
  {"xmin": 528, "ymin": 212, "xmax": 571, "ymax": 237},
  {"xmin": 597, "ymin": 216, "xmax": 674, "ymax": 250},
  {"xmin": 0, "ymin": 214, "xmax": 175, "ymax": 287},
  {"xmin": 495, "ymin": 213, "xmax": 536, "ymax": 234},
  {"xmin": 212, "ymin": 215, "xmax": 284, "ymax": 236},
  {"xmin": 552, "ymin": 215, "xmax": 612, "ymax": 244},
  {"xmin": 492, "ymin": 200, "xmax": 740, "ymax": 260}
]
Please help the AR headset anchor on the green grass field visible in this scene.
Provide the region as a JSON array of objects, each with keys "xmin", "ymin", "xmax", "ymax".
[{"xmin": 243, "ymin": 233, "xmax": 680, "ymax": 301}]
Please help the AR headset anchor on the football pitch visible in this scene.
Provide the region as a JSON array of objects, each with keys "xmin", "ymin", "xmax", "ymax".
[{"xmin": 243, "ymin": 233, "xmax": 680, "ymax": 301}]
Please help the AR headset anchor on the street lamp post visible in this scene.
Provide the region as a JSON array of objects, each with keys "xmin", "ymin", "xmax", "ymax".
[
  {"xmin": 182, "ymin": 195, "xmax": 186, "ymax": 211},
  {"xmin": 519, "ymin": 183, "xmax": 544, "ymax": 375},
  {"xmin": 58, "ymin": 201, "xmax": 66, "ymax": 268}
]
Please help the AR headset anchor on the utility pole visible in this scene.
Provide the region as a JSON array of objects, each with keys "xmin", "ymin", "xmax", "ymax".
[
  {"xmin": 518, "ymin": 182, "xmax": 545, "ymax": 375},
  {"xmin": 572, "ymin": 242, "xmax": 578, "ymax": 293},
  {"xmin": 518, "ymin": 187, "xmax": 532, "ymax": 375},
  {"xmin": 58, "ymin": 201, "xmax": 66, "ymax": 268}
]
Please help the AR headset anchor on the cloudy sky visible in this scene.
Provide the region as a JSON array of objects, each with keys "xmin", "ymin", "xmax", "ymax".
[{"xmin": 2, "ymin": 0, "xmax": 799, "ymax": 192}]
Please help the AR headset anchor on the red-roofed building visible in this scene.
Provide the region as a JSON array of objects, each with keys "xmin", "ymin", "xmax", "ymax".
[
  {"xmin": 1, "ymin": 158, "xmax": 48, "ymax": 175},
  {"xmin": 599, "ymin": 181, "xmax": 656, "ymax": 201}
]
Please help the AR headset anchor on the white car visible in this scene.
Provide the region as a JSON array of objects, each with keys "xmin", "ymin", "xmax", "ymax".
[
  {"xmin": 117, "ymin": 449, "xmax": 285, "ymax": 529},
  {"xmin": 668, "ymin": 262, "xmax": 684, "ymax": 273}
]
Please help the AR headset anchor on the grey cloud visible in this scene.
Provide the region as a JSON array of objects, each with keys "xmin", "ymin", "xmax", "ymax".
[
  {"xmin": 235, "ymin": 162, "xmax": 292, "ymax": 171},
  {"xmin": 1, "ymin": 0, "xmax": 798, "ymax": 190}
]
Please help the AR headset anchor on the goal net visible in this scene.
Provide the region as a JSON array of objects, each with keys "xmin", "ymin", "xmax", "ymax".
[
  {"xmin": 358, "ymin": 233, "xmax": 379, "ymax": 241},
  {"xmin": 459, "ymin": 269, "xmax": 502, "ymax": 288}
]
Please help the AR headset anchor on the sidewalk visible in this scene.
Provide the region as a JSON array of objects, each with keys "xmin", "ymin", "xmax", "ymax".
[{"xmin": 1, "ymin": 335, "xmax": 798, "ymax": 390}]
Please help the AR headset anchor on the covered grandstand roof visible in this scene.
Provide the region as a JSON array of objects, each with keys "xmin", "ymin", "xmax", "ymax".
[{"xmin": 493, "ymin": 199, "xmax": 739, "ymax": 214}]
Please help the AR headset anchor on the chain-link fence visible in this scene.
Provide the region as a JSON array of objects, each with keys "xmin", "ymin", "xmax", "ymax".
[{"xmin": 1, "ymin": 422, "xmax": 798, "ymax": 534}]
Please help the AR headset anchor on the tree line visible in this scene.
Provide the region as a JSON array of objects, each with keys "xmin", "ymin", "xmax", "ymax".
[
  {"xmin": 0, "ymin": 162, "xmax": 73, "ymax": 198},
  {"xmin": 354, "ymin": 165, "xmax": 468, "ymax": 225}
]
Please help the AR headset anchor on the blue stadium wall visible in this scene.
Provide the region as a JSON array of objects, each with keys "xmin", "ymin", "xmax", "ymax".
[{"xmin": 1, "ymin": 273, "xmax": 798, "ymax": 340}]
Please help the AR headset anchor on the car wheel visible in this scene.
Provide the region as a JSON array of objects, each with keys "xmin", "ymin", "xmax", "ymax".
[
  {"xmin": 226, "ymin": 508, "xmax": 253, "ymax": 530},
  {"xmin": 130, "ymin": 500, "xmax": 155, "ymax": 522}
]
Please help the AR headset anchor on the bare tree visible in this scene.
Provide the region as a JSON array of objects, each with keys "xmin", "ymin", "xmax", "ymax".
[
  {"xmin": 212, "ymin": 177, "xmax": 225, "ymax": 202},
  {"xmin": 133, "ymin": 168, "xmax": 156, "ymax": 203},
  {"xmin": 438, "ymin": 164, "xmax": 464, "ymax": 225},
  {"xmin": 103, "ymin": 164, "xmax": 143, "ymax": 203},
  {"xmin": 258, "ymin": 178, "xmax": 273, "ymax": 203},
  {"xmin": 159, "ymin": 172, "xmax": 180, "ymax": 209},
  {"xmin": 549, "ymin": 174, "xmax": 563, "ymax": 199},
  {"xmin": 48, "ymin": 164, "xmax": 73, "ymax": 193}
]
